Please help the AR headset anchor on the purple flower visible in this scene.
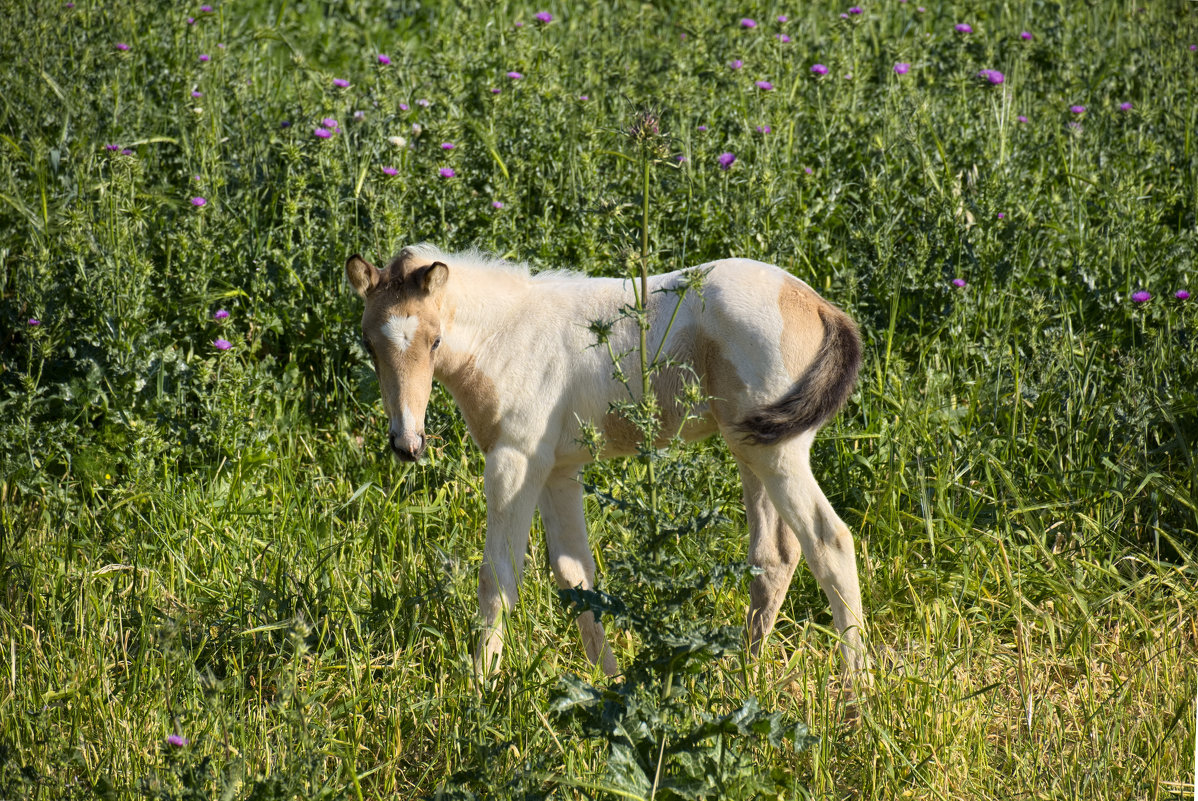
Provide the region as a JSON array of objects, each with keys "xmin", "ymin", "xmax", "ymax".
[
  {"xmin": 917, "ymin": 5, "xmax": 925, "ymax": 11},
  {"xmin": 1017, "ymin": 115, "xmax": 1029, "ymax": 123},
  {"xmin": 1020, "ymin": 31, "xmax": 1033, "ymax": 40},
  {"xmin": 894, "ymin": 62, "xmax": 910, "ymax": 75},
  {"xmin": 187, "ymin": 17, "xmax": 194, "ymax": 23},
  {"xmin": 1131, "ymin": 291, "xmax": 1151, "ymax": 303},
  {"xmin": 804, "ymin": 167, "xmax": 813, "ymax": 175},
  {"xmin": 333, "ymin": 78, "xmax": 350, "ymax": 88},
  {"xmin": 167, "ymin": 735, "xmax": 191, "ymax": 747},
  {"xmin": 1190, "ymin": 44, "xmax": 1197, "ymax": 51},
  {"xmin": 1119, "ymin": 102, "xmax": 1132, "ymax": 111},
  {"xmin": 490, "ymin": 88, "xmax": 501, "ymax": 94},
  {"xmin": 1070, "ymin": 105, "xmax": 1086, "ymax": 114},
  {"xmin": 121, "ymin": 149, "xmax": 133, "ymax": 156},
  {"xmin": 191, "ymin": 196, "xmax": 207, "ymax": 206},
  {"xmin": 740, "ymin": 18, "xmax": 757, "ymax": 28},
  {"xmin": 382, "ymin": 166, "xmax": 398, "ymax": 176},
  {"xmin": 280, "ymin": 120, "xmax": 291, "ymax": 128},
  {"xmin": 439, "ymin": 167, "xmax": 456, "ymax": 178},
  {"xmin": 1176, "ymin": 290, "xmax": 1190, "ymax": 300},
  {"xmin": 200, "ymin": 4, "xmax": 213, "ymax": 11},
  {"xmin": 378, "ymin": 54, "xmax": 391, "ymax": 65},
  {"xmin": 416, "ymin": 98, "xmax": 430, "ymax": 107},
  {"xmin": 353, "ymin": 110, "xmax": 365, "ymax": 120},
  {"xmin": 534, "ymin": 11, "xmax": 552, "ymax": 23},
  {"xmin": 441, "ymin": 142, "xmax": 455, "ymax": 150},
  {"xmin": 840, "ymin": 13, "xmax": 848, "ymax": 19},
  {"xmin": 492, "ymin": 200, "xmax": 504, "ymax": 208},
  {"xmin": 191, "ymin": 90, "xmax": 203, "ymax": 98},
  {"xmin": 579, "ymin": 95, "xmax": 588, "ymax": 101},
  {"xmin": 756, "ymin": 125, "xmax": 771, "ymax": 133},
  {"xmin": 718, "ymin": 152, "xmax": 736, "ymax": 170},
  {"xmin": 978, "ymin": 69, "xmax": 1004, "ymax": 85},
  {"xmin": 697, "ymin": 125, "xmax": 708, "ymax": 131},
  {"xmin": 997, "ymin": 212, "xmax": 1005, "ymax": 219},
  {"xmin": 676, "ymin": 155, "xmax": 687, "ymax": 162},
  {"xmin": 952, "ymin": 278, "xmax": 967, "ymax": 288},
  {"xmin": 506, "ymin": 71, "xmax": 523, "ymax": 80},
  {"xmin": 729, "ymin": 59, "xmax": 743, "ymax": 70},
  {"xmin": 755, "ymin": 80, "xmax": 774, "ymax": 91},
  {"xmin": 777, "ymin": 15, "xmax": 788, "ymax": 22},
  {"xmin": 810, "ymin": 63, "xmax": 828, "ymax": 76},
  {"xmin": 28, "ymin": 318, "xmax": 40, "ymax": 326},
  {"xmin": 314, "ymin": 127, "xmax": 332, "ymax": 139},
  {"xmin": 214, "ymin": 309, "xmax": 229, "ymax": 320},
  {"xmin": 199, "ymin": 53, "xmax": 210, "ymax": 62},
  {"xmin": 399, "ymin": 103, "xmax": 409, "ymax": 111},
  {"xmin": 106, "ymin": 144, "xmax": 120, "ymax": 151},
  {"xmin": 776, "ymin": 34, "xmax": 790, "ymax": 42},
  {"xmin": 514, "ymin": 21, "xmax": 523, "ymax": 27},
  {"xmin": 115, "ymin": 42, "xmax": 130, "ymax": 51},
  {"xmin": 65, "ymin": 2, "xmax": 74, "ymax": 7},
  {"xmin": 848, "ymin": 6, "xmax": 863, "ymax": 14},
  {"xmin": 213, "ymin": 338, "xmax": 231, "ymax": 351},
  {"xmin": 954, "ymin": 23, "xmax": 972, "ymax": 33},
  {"xmin": 321, "ymin": 117, "xmax": 338, "ymax": 128}
]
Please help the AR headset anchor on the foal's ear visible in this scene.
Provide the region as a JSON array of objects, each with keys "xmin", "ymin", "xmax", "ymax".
[
  {"xmin": 422, "ymin": 261, "xmax": 448, "ymax": 293},
  {"xmin": 345, "ymin": 254, "xmax": 379, "ymax": 299}
]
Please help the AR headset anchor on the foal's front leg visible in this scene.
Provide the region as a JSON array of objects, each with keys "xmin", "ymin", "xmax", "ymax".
[{"xmin": 476, "ymin": 445, "xmax": 548, "ymax": 677}]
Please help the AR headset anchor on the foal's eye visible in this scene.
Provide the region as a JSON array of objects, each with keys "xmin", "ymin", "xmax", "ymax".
[{"xmin": 432, "ymin": 336, "xmax": 442, "ymax": 351}]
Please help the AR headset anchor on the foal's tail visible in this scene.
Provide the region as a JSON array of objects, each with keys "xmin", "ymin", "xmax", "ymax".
[{"xmin": 735, "ymin": 304, "xmax": 862, "ymax": 446}]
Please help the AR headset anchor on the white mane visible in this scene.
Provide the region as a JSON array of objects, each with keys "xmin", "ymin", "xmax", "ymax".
[{"xmin": 400, "ymin": 243, "xmax": 584, "ymax": 283}]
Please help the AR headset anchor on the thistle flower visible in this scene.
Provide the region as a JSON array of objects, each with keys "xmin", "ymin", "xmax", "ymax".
[
  {"xmin": 399, "ymin": 103, "xmax": 409, "ymax": 111},
  {"xmin": 977, "ymin": 69, "xmax": 1004, "ymax": 84},
  {"xmin": 416, "ymin": 98, "xmax": 430, "ymax": 107},
  {"xmin": 441, "ymin": 142, "xmax": 455, "ymax": 150},
  {"xmin": 718, "ymin": 152, "xmax": 736, "ymax": 170},
  {"xmin": 1017, "ymin": 115, "xmax": 1029, "ymax": 123},
  {"xmin": 848, "ymin": 6, "xmax": 863, "ymax": 14},
  {"xmin": 1176, "ymin": 290, "xmax": 1191, "ymax": 300},
  {"xmin": 167, "ymin": 735, "xmax": 190, "ymax": 747},
  {"xmin": 755, "ymin": 80, "xmax": 774, "ymax": 91},
  {"xmin": 997, "ymin": 212, "xmax": 1005, "ymax": 219},
  {"xmin": 199, "ymin": 53, "xmax": 210, "ymax": 62},
  {"xmin": 333, "ymin": 78, "xmax": 350, "ymax": 88},
  {"xmin": 506, "ymin": 71, "xmax": 523, "ymax": 80},
  {"xmin": 314, "ymin": 127, "xmax": 332, "ymax": 138},
  {"xmin": 729, "ymin": 59, "xmax": 743, "ymax": 70},
  {"xmin": 952, "ymin": 278, "xmax": 966, "ymax": 288},
  {"xmin": 777, "ymin": 15, "xmax": 788, "ymax": 22},
  {"xmin": 740, "ymin": 18, "xmax": 757, "ymax": 28},
  {"xmin": 492, "ymin": 200, "xmax": 504, "ymax": 208},
  {"xmin": 894, "ymin": 62, "xmax": 910, "ymax": 74},
  {"xmin": 954, "ymin": 23, "xmax": 972, "ymax": 33},
  {"xmin": 777, "ymin": 34, "xmax": 790, "ymax": 42},
  {"xmin": 213, "ymin": 339, "xmax": 231, "ymax": 350},
  {"xmin": 321, "ymin": 117, "xmax": 338, "ymax": 128},
  {"xmin": 1131, "ymin": 290, "xmax": 1151, "ymax": 303},
  {"xmin": 756, "ymin": 125, "xmax": 771, "ymax": 133},
  {"xmin": 378, "ymin": 54, "xmax": 391, "ymax": 65},
  {"xmin": 1020, "ymin": 31, "xmax": 1032, "ymax": 40},
  {"xmin": 1070, "ymin": 105, "xmax": 1086, "ymax": 114},
  {"xmin": 810, "ymin": 63, "xmax": 828, "ymax": 76},
  {"xmin": 191, "ymin": 196, "xmax": 207, "ymax": 206},
  {"xmin": 382, "ymin": 166, "xmax": 398, "ymax": 176},
  {"xmin": 121, "ymin": 149, "xmax": 133, "ymax": 156},
  {"xmin": 115, "ymin": 42, "xmax": 130, "ymax": 51},
  {"xmin": 1119, "ymin": 102, "xmax": 1132, "ymax": 111},
  {"xmin": 439, "ymin": 167, "xmax": 456, "ymax": 178},
  {"xmin": 200, "ymin": 4, "xmax": 213, "ymax": 11},
  {"xmin": 28, "ymin": 318, "xmax": 40, "ymax": 326},
  {"xmin": 534, "ymin": 11, "xmax": 552, "ymax": 23},
  {"xmin": 106, "ymin": 144, "xmax": 120, "ymax": 151},
  {"xmin": 214, "ymin": 309, "xmax": 229, "ymax": 320}
]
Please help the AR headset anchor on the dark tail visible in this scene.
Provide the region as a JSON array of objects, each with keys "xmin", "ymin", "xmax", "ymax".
[{"xmin": 735, "ymin": 305, "xmax": 862, "ymax": 446}]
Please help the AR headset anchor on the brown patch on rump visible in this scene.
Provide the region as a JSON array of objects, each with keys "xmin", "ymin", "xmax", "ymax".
[
  {"xmin": 778, "ymin": 279, "xmax": 824, "ymax": 379},
  {"xmin": 735, "ymin": 301, "xmax": 861, "ymax": 446},
  {"xmin": 436, "ymin": 351, "xmax": 502, "ymax": 452}
]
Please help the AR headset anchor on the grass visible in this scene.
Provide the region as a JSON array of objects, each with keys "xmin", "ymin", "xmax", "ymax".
[{"xmin": 1, "ymin": 0, "xmax": 1196, "ymax": 797}]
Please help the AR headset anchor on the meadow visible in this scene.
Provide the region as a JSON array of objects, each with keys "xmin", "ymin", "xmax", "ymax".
[{"xmin": 1, "ymin": 0, "xmax": 1197, "ymax": 797}]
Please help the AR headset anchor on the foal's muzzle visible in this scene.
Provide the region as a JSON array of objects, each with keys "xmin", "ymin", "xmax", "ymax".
[{"xmin": 389, "ymin": 431, "xmax": 426, "ymax": 462}]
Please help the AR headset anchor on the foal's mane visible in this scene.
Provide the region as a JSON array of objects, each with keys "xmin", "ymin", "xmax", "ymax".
[{"xmin": 392, "ymin": 243, "xmax": 582, "ymax": 285}]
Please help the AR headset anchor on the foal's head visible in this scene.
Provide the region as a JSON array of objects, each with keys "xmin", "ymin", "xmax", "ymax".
[{"xmin": 346, "ymin": 252, "xmax": 449, "ymax": 462}]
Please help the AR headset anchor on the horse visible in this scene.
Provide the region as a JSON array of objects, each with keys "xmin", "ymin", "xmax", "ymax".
[{"xmin": 345, "ymin": 243, "xmax": 867, "ymax": 686}]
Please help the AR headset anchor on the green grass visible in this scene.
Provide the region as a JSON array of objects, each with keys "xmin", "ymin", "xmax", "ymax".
[{"xmin": 2, "ymin": 0, "xmax": 1196, "ymax": 797}]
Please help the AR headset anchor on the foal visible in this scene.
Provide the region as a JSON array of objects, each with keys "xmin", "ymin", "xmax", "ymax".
[{"xmin": 346, "ymin": 244, "xmax": 866, "ymax": 684}]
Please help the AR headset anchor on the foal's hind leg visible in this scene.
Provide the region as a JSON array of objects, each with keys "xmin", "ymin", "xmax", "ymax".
[
  {"xmin": 538, "ymin": 468, "xmax": 618, "ymax": 676},
  {"xmin": 740, "ymin": 433, "xmax": 868, "ymax": 683},
  {"xmin": 737, "ymin": 458, "xmax": 803, "ymax": 654}
]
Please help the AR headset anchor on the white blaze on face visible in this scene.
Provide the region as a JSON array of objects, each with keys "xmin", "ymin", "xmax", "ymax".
[{"xmin": 382, "ymin": 314, "xmax": 420, "ymax": 353}]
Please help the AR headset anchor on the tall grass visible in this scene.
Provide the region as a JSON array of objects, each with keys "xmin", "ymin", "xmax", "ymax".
[{"xmin": 1, "ymin": 0, "xmax": 1195, "ymax": 798}]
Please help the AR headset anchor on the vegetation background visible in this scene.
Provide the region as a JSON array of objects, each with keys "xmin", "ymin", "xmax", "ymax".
[{"xmin": 1, "ymin": 0, "xmax": 1196, "ymax": 797}]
